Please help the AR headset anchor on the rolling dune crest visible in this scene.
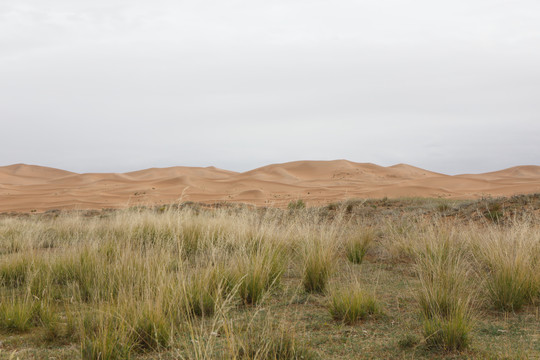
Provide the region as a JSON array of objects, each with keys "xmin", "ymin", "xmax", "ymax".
[{"xmin": 0, "ymin": 160, "xmax": 539, "ymax": 212}]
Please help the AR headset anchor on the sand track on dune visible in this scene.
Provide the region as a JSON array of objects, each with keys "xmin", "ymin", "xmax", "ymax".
[{"xmin": 0, "ymin": 160, "xmax": 539, "ymax": 212}]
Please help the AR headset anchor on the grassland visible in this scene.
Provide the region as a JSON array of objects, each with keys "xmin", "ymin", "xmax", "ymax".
[{"xmin": 0, "ymin": 195, "xmax": 539, "ymax": 359}]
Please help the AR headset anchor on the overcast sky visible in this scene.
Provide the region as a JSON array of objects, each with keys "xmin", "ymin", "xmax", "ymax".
[{"xmin": 1, "ymin": 0, "xmax": 539, "ymax": 174}]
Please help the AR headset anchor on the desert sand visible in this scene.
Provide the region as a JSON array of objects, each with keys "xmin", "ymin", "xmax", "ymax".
[{"xmin": 0, "ymin": 160, "xmax": 539, "ymax": 212}]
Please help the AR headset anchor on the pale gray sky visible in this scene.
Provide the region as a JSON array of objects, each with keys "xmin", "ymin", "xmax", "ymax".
[{"xmin": 1, "ymin": 0, "xmax": 539, "ymax": 174}]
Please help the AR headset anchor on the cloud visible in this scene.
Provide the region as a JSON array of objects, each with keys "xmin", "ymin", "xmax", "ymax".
[{"xmin": 1, "ymin": 0, "xmax": 539, "ymax": 174}]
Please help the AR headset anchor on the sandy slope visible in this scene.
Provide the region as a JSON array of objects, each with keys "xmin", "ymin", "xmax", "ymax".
[{"xmin": 0, "ymin": 160, "xmax": 539, "ymax": 212}]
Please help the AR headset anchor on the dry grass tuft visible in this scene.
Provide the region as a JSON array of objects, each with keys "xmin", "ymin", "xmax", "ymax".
[
  {"xmin": 328, "ymin": 283, "xmax": 381, "ymax": 324},
  {"xmin": 414, "ymin": 228, "xmax": 475, "ymax": 351},
  {"xmin": 345, "ymin": 228, "xmax": 375, "ymax": 265}
]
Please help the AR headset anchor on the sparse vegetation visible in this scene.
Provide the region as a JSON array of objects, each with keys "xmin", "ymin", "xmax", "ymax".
[
  {"xmin": 235, "ymin": 318, "xmax": 317, "ymax": 360},
  {"xmin": 398, "ymin": 333, "xmax": 420, "ymax": 349},
  {"xmin": 288, "ymin": 199, "xmax": 306, "ymax": 210},
  {"xmin": 0, "ymin": 196, "xmax": 539, "ymax": 358}
]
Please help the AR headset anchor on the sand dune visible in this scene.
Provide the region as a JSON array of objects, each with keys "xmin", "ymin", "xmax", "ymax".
[{"xmin": 0, "ymin": 160, "xmax": 539, "ymax": 212}]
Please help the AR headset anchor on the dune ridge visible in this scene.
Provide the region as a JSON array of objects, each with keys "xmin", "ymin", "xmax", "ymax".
[{"xmin": 1, "ymin": 160, "xmax": 539, "ymax": 212}]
